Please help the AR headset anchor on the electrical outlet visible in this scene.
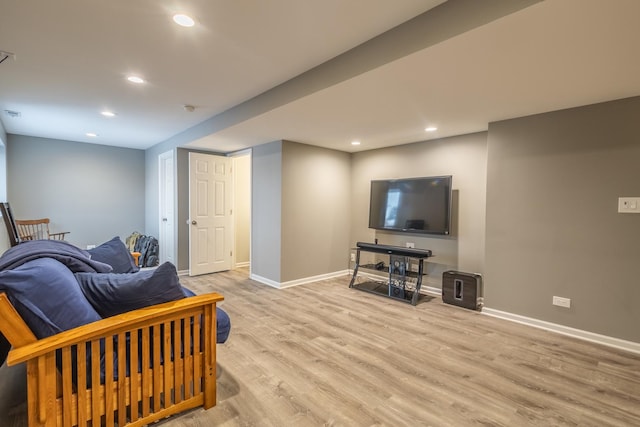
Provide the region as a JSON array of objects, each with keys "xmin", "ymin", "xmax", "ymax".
[
  {"xmin": 86, "ymin": 244, "xmax": 96, "ymax": 250},
  {"xmin": 350, "ymin": 253, "xmax": 355, "ymax": 262},
  {"xmin": 552, "ymin": 296, "xmax": 571, "ymax": 308},
  {"xmin": 405, "ymin": 242, "xmax": 415, "ymax": 248},
  {"xmin": 618, "ymin": 197, "xmax": 640, "ymax": 213}
]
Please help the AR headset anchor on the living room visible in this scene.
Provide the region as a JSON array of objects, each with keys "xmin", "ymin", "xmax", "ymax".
[{"xmin": 1, "ymin": 0, "xmax": 639, "ymax": 425}]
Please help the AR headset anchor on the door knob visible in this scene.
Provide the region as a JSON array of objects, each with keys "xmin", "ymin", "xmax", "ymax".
[
  {"xmin": 162, "ymin": 218, "xmax": 168, "ymax": 222},
  {"xmin": 191, "ymin": 220, "xmax": 197, "ymax": 225}
]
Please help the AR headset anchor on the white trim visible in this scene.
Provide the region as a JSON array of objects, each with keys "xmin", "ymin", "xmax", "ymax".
[
  {"xmin": 234, "ymin": 261, "xmax": 250, "ymax": 268},
  {"xmin": 249, "ymin": 273, "xmax": 281, "ymax": 289},
  {"xmin": 251, "ymin": 270, "xmax": 350, "ymax": 289},
  {"xmin": 158, "ymin": 149, "xmax": 177, "ymax": 267},
  {"xmin": 280, "ymin": 270, "xmax": 349, "ymax": 288},
  {"xmin": 483, "ymin": 307, "xmax": 640, "ymax": 355},
  {"xmin": 177, "ymin": 269, "xmax": 190, "ymax": 276},
  {"xmin": 228, "ymin": 148, "xmax": 252, "ymax": 157},
  {"xmin": 422, "ymin": 285, "xmax": 442, "ymax": 296}
]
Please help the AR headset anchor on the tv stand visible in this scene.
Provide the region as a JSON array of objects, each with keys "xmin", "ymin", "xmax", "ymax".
[{"xmin": 349, "ymin": 242, "xmax": 432, "ymax": 305}]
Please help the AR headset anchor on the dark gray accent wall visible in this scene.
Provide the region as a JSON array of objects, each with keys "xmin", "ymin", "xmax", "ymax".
[
  {"xmin": 351, "ymin": 133, "xmax": 488, "ymax": 287},
  {"xmin": 6, "ymin": 134, "xmax": 145, "ymax": 249},
  {"xmin": 485, "ymin": 96, "xmax": 640, "ymax": 342}
]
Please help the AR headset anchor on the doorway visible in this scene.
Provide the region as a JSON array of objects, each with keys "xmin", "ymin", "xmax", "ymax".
[
  {"xmin": 231, "ymin": 151, "xmax": 251, "ymax": 269},
  {"xmin": 158, "ymin": 150, "xmax": 176, "ymax": 265},
  {"xmin": 188, "ymin": 152, "xmax": 233, "ymax": 275}
]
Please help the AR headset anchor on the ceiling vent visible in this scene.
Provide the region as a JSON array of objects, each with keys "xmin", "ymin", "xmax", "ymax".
[{"xmin": 0, "ymin": 50, "xmax": 15, "ymax": 65}]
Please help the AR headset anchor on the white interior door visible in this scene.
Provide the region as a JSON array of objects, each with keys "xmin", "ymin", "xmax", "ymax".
[
  {"xmin": 189, "ymin": 152, "xmax": 233, "ymax": 276},
  {"xmin": 158, "ymin": 150, "xmax": 176, "ymax": 265}
]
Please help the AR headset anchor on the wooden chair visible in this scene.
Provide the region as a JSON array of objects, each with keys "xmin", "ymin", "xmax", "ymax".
[
  {"xmin": 0, "ymin": 202, "xmax": 21, "ymax": 247},
  {"xmin": 0, "ymin": 292, "xmax": 223, "ymax": 427},
  {"xmin": 15, "ymin": 218, "xmax": 70, "ymax": 242}
]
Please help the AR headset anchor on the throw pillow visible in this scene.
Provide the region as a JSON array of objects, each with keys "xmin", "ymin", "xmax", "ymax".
[
  {"xmin": 0, "ymin": 258, "xmax": 102, "ymax": 340},
  {"xmin": 88, "ymin": 236, "xmax": 139, "ymax": 273},
  {"xmin": 75, "ymin": 262, "xmax": 184, "ymax": 318}
]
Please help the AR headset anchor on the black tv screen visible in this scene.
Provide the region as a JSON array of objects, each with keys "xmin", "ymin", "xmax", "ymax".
[{"xmin": 368, "ymin": 176, "xmax": 452, "ymax": 235}]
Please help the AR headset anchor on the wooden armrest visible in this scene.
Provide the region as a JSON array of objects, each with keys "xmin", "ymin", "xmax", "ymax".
[
  {"xmin": 0, "ymin": 293, "xmax": 38, "ymax": 347},
  {"xmin": 7, "ymin": 292, "xmax": 224, "ymax": 365},
  {"xmin": 131, "ymin": 251, "xmax": 141, "ymax": 266}
]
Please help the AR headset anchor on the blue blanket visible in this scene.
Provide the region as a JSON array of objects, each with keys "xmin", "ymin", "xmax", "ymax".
[
  {"xmin": 0, "ymin": 240, "xmax": 113, "ymax": 273},
  {"xmin": 0, "ymin": 240, "xmax": 113, "ymax": 365}
]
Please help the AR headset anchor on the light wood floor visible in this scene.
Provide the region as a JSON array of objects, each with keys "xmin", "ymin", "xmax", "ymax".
[
  {"xmin": 6, "ymin": 269, "xmax": 640, "ymax": 426},
  {"xmin": 161, "ymin": 269, "xmax": 640, "ymax": 427}
]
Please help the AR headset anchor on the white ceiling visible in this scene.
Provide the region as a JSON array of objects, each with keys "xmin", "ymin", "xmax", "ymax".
[
  {"xmin": 1, "ymin": 0, "xmax": 640, "ymax": 153},
  {"xmin": 0, "ymin": 0, "xmax": 443, "ymax": 149}
]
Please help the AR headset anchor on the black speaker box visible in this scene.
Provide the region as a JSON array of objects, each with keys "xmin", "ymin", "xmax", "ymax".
[{"xmin": 442, "ymin": 271, "xmax": 483, "ymax": 311}]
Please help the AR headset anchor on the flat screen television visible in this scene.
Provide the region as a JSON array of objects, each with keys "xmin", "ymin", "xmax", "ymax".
[{"xmin": 368, "ymin": 176, "xmax": 452, "ymax": 235}]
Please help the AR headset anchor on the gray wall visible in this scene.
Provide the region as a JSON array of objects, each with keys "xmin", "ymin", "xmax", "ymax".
[
  {"xmin": 0, "ymin": 123, "xmax": 8, "ymax": 253},
  {"xmin": 485, "ymin": 96, "xmax": 640, "ymax": 342},
  {"xmin": 0, "ymin": 141, "xmax": 6, "ymax": 202},
  {"xmin": 175, "ymin": 148, "xmax": 190, "ymax": 271},
  {"xmin": 0, "ymin": 120, "xmax": 6, "ymax": 146},
  {"xmin": 351, "ymin": 132, "xmax": 488, "ymax": 287},
  {"xmin": 281, "ymin": 141, "xmax": 351, "ymax": 282},
  {"xmin": 6, "ymin": 134, "xmax": 145, "ymax": 249},
  {"xmin": 251, "ymin": 140, "xmax": 351, "ymax": 284},
  {"xmin": 251, "ymin": 141, "xmax": 282, "ymax": 282}
]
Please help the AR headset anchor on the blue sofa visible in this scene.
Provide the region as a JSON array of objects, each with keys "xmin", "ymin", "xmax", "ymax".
[{"xmin": 0, "ymin": 238, "xmax": 230, "ymax": 424}]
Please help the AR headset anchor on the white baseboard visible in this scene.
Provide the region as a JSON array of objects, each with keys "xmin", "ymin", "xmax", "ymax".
[
  {"xmin": 250, "ymin": 270, "xmax": 350, "ymax": 289},
  {"xmin": 249, "ymin": 273, "xmax": 281, "ymax": 289},
  {"xmin": 482, "ymin": 307, "xmax": 640, "ymax": 355},
  {"xmin": 234, "ymin": 261, "xmax": 250, "ymax": 268},
  {"xmin": 422, "ymin": 285, "xmax": 442, "ymax": 296}
]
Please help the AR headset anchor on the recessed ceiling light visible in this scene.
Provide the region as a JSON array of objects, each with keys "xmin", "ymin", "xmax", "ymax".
[
  {"xmin": 101, "ymin": 111, "xmax": 116, "ymax": 117},
  {"xmin": 127, "ymin": 75, "xmax": 145, "ymax": 84},
  {"xmin": 173, "ymin": 14, "xmax": 195, "ymax": 27},
  {"xmin": 351, "ymin": 141, "xmax": 361, "ymax": 146},
  {"xmin": 425, "ymin": 126, "xmax": 438, "ymax": 132},
  {"xmin": 3, "ymin": 109, "xmax": 21, "ymax": 118},
  {"xmin": 86, "ymin": 132, "xmax": 98, "ymax": 137}
]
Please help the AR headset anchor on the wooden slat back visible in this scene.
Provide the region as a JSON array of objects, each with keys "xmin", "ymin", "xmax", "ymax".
[
  {"xmin": 15, "ymin": 218, "xmax": 51, "ymax": 241},
  {"xmin": 1, "ymin": 293, "xmax": 221, "ymax": 427}
]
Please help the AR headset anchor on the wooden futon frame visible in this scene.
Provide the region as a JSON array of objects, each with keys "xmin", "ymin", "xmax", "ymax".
[{"xmin": 0, "ymin": 291, "xmax": 223, "ymax": 427}]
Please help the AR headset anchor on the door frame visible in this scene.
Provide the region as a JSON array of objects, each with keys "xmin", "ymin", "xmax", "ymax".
[
  {"xmin": 230, "ymin": 149, "xmax": 252, "ymax": 271},
  {"xmin": 158, "ymin": 149, "xmax": 177, "ymax": 265}
]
